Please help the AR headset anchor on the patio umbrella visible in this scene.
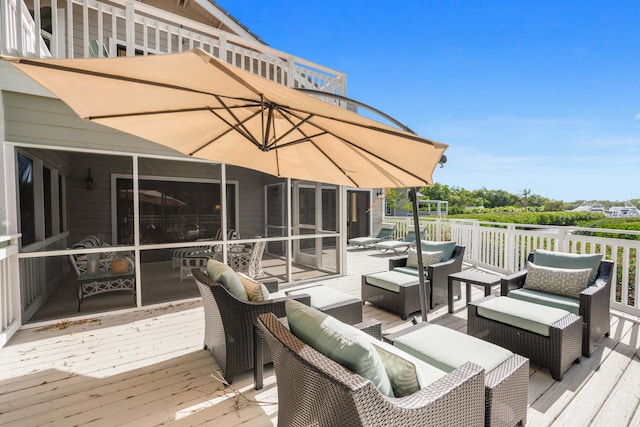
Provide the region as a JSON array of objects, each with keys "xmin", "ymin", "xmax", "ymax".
[{"xmin": 4, "ymin": 48, "xmax": 447, "ymax": 319}]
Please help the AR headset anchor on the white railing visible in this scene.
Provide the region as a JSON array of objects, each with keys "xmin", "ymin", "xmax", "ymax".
[
  {"xmin": 0, "ymin": 0, "xmax": 345, "ymax": 95},
  {"xmin": 0, "ymin": 0, "xmax": 50, "ymax": 57},
  {"xmin": 0, "ymin": 233, "xmax": 21, "ymax": 347},
  {"xmin": 386, "ymin": 216, "xmax": 640, "ymax": 316}
]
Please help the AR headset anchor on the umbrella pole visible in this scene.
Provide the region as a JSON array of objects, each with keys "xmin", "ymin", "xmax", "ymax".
[{"xmin": 409, "ymin": 187, "xmax": 429, "ymax": 322}]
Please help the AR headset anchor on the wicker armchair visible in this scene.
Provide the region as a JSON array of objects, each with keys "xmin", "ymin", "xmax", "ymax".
[
  {"xmin": 192, "ymin": 268, "xmax": 310, "ymax": 385},
  {"xmin": 501, "ymin": 253, "xmax": 614, "ymax": 357},
  {"xmin": 256, "ymin": 312, "xmax": 485, "ymax": 427},
  {"xmin": 389, "ymin": 245, "xmax": 465, "ymax": 309}
]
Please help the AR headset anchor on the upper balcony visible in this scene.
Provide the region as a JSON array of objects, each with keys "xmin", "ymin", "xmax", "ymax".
[{"xmin": 1, "ymin": 0, "xmax": 347, "ymax": 98}]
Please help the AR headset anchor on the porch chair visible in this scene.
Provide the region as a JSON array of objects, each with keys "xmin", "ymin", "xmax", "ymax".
[
  {"xmin": 374, "ymin": 226, "xmax": 425, "ymax": 255},
  {"xmin": 191, "ymin": 266, "xmax": 310, "ymax": 385},
  {"xmin": 348, "ymin": 222, "xmax": 397, "ymax": 249},
  {"xmin": 501, "ymin": 250, "xmax": 614, "ymax": 357},
  {"xmin": 389, "ymin": 243, "xmax": 466, "ymax": 309},
  {"xmin": 228, "ymin": 239, "xmax": 266, "ymax": 279}
]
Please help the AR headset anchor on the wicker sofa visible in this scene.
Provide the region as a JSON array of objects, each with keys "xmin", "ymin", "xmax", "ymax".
[
  {"xmin": 256, "ymin": 311, "xmax": 486, "ymax": 427},
  {"xmin": 192, "ymin": 268, "xmax": 310, "ymax": 384},
  {"xmin": 388, "ymin": 245, "xmax": 465, "ymax": 309},
  {"xmin": 501, "ymin": 252, "xmax": 614, "ymax": 357}
]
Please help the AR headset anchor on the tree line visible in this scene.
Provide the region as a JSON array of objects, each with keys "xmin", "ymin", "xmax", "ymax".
[{"xmin": 385, "ymin": 184, "xmax": 639, "ymax": 216}]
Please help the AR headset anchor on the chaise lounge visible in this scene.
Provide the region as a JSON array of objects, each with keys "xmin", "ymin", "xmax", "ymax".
[
  {"xmin": 348, "ymin": 223, "xmax": 397, "ymax": 249},
  {"xmin": 373, "ymin": 226, "xmax": 425, "ymax": 255}
]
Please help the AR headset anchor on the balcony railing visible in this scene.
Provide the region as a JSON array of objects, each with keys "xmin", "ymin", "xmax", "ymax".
[
  {"xmin": 0, "ymin": 0, "xmax": 346, "ymax": 96},
  {"xmin": 0, "ymin": 233, "xmax": 21, "ymax": 347},
  {"xmin": 385, "ymin": 216, "xmax": 640, "ymax": 317}
]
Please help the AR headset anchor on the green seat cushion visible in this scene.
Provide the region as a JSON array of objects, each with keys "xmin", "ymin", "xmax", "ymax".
[
  {"xmin": 206, "ymin": 259, "xmax": 248, "ymax": 301},
  {"xmin": 508, "ymin": 288, "xmax": 580, "ymax": 315},
  {"xmin": 406, "ymin": 249, "xmax": 443, "ymax": 269},
  {"xmin": 287, "ymin": 285, "xmax": 359, "ymax": 309},
  {"xmin": 419, "ymin": 241, "xmax": 456, "ymax": 261},
  {"xmin": 375, "ymin": 240, "xmax": 411, "ymax": 249},
  {"xmin": 392, "ymin": 266, "xmax": 421, "ymax": 277},
  {"xmin": 285, "ymin": 299, "xmax": 394, "ymax": 397},
  {"xmin": 393, "ymin": 324, "xmax": 513, "ymax": 374},
  {"xmin": 365, "ymin": 270, "xmax": 419, "ymax": 293},
  {"xmin": 533, "ymin": 249, "xmax": 602, "ymax": 286},
  {"xmin": 477, "ymin": 296, "xmax": 570, "ymax": 337},
  {"xmin": 369, "ymin": 337, "xmax": 446, "ymax": 397},
  {"xmin": 523, "ymin": 261, "xmax": 592, "ymax": 299}
]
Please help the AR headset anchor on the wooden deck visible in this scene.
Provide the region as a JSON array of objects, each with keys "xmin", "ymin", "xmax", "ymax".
[{"xmin": 1, "ymin": 249, "xmax": 639, "ymax": 426}]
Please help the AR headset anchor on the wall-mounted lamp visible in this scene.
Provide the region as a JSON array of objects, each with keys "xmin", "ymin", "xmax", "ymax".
[
  {"xmin": 439, "ymin": 154, "xmax": 448, "ymax": 168},
  {"xmin": 83, "ymin": 168, "xmax": 95, "ymax": 190},
  {"xmin": 376, "ymin": 190, "xmax": 384, "ymax": 199}
]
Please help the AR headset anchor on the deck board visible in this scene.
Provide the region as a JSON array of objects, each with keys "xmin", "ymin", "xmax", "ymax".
[{"xmin": 1, "ymin": 248, "xmax": 639, "ymax": 426}]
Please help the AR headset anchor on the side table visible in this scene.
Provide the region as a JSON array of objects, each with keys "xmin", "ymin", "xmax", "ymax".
[{"xmin": 447, "ymin": 269, "xmax": 501, "ymax": 313}]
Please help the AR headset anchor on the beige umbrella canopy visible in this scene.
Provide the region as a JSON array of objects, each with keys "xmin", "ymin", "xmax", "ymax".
[
  {"xmin": 4, "ymin": 49, "xmax": 448, "ymax": 320},
  {"xmin": 4, "ymin": 49, "xmax": 447, "ymax": 189}
]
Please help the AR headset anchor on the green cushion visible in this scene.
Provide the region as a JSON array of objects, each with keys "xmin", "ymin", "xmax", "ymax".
[
  {"xmin": 365, "ymin": 270, "xmax": 419, "ymax": 293},
  {"xmin": 285, "ymin": 299, "xmax": 394, "ymax": 397},
  {"xmin": 393, "ymin": 324, "xmax": 513, "ymax": 374},
  {"xmin": 377, "ymin": 223, "xmax": 397, "ymax": 238},
  {"xmin": 393, "ymin": 266, "xmax": 421, "ymax": 277},
  {"xmin": 419, "ymin": 241, "xmax": 456, "ymax": 261},
  {"xmin": 523, "ymin": 261, "xmax": 592, "ymax": 299},
  {"xmin": 406, "ymin": 249, "xmax": 443, "ymax": 269},
  {"xmin": 533, "ymin": 249, "xmax": 602, "ymax": 286},
  {"xmin": 206, "ymin": 259, "xmax": 248, "ymax": 301},
  {"xmin": 507, "ymin": 288, "xmax": 580, "ymax": 315},
  {"xmin": 477, "ymin": 296, "xmax": 570, "ymax": 337},
  {"xmin": 369, "ymin": 337, "xmax": 446, "ymax": 397},
  {"xmin": 287, "ymin": 285, "xmax": 358, "ymax": 310}
]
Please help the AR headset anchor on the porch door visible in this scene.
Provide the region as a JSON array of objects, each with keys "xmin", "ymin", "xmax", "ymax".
[
  {"xmin": 292, "ymin": 181, "xmax": 321, "ymax": 267},
  {"xmin": 264, "ymin": 183, "xmax": 286, "ymax": 256},
  {"xmin": 347, "ymin": 190, "xmax": 371, "ymax": 239}
]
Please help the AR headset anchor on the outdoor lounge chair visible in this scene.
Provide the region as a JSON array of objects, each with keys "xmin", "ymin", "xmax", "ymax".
[
  {"xmin": 348, "ymin": 222, "xmax": 397, "ymax": 249},
  {"xmin": 389, "ymin": 244, "xmax": 466, "ymax": 309},
  {"xmin": 501, "ymin": 251, "xmax": 614, "ymax": 357},
  {"xmin": 191, "ymin": 267, "xmax": 310, "ymax": 385},
  {"xmin": 374, "ymin": 226, "xmax": 425, "ymax": 255},
  {"xmin": 256, "ymin": 310, "xmax": 486, "ymax": 427}
]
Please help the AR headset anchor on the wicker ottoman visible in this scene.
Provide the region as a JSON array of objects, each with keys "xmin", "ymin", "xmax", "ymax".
[
  {"xmin": 361, "ymin": 271, "xmax": 422, "ymax": 320},
  {"xmin": 468, "ymin": 295, "xmax": 582, "ymax": 381},
  {"xmin": 287, "ymin": 285, "xmax": 363, "ymax": 325},
  {"xmin": 385, "ymin": 322, "xmax": 529, "ymax": 427}
]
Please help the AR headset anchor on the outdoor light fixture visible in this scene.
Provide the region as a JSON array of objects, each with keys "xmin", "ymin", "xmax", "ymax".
[
  {"xmin": 376, "ymin": 190, "xmax": 384, "ymax": 199},
  {"xmin": 83, "ymin": 168, "xmax": 95, "ymax": 190},
  {"xmin": 439, "ymin": 154, "xmax": 448, "ymax": 168}
]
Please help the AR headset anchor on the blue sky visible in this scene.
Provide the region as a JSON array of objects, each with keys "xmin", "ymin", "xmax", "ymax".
[{"xmin": 219, "ymin": 0, "xmax": 640, "ymax": 202}]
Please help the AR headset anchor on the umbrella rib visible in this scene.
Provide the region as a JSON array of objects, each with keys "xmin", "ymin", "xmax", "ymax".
[
  {"xmin": 188, "ymin": 108, "xmax": 262, "ymax": 156},
  {"xmin": 263, "ymin": 108, "xmax": 315, "ymax": 150},
  {"xmin": 17, "ymin": 59, "xmax": 224, "ymax": 98},
  {"xmin": 277, "ymin": 108, "xmax": 433, "ymax": 186},
  {"xmin": 16, "ymin": 58, "xmax": 271, "ymax": 111}
]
